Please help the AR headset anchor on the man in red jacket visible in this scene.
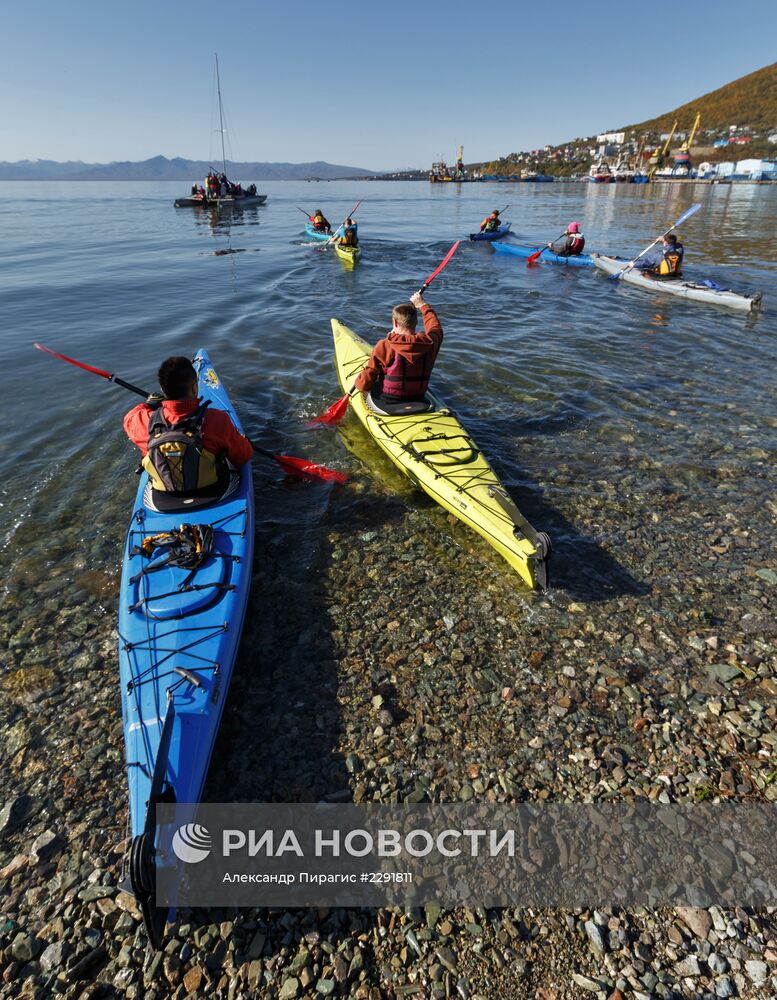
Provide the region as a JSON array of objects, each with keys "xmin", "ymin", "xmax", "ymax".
[
  {"xmin": 354, "ymin": 292, "xmax": 442, "ymax": 407},
  {"xmin": 124, "ymin": 356, "xmax": 253, "ymax": 501}
]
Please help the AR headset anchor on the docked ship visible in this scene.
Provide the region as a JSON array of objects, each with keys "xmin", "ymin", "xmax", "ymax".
[
  {"xmin": 429, "ymin": 145, "xmax": 480, "ymax": 182},
  {"xmin": 588, "ymin": 161, "xmax": 615, "ymax": 183}
]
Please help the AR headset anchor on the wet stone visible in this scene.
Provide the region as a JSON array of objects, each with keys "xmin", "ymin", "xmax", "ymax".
[
  {"xmin": 11, "ymin": 933, "xmax": 41, "ymax": 963},
  {"xmin": 279, "ymin": 978, "xmax": 299, "ymax": 999}
]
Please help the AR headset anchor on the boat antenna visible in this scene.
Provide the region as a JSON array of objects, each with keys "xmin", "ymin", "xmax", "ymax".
[{"xmin": 215, "ymin": 52, "xmax": 227, "ymax": 177}]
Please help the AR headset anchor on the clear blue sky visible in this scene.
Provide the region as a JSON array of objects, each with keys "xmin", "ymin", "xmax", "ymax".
[{"xmin": 4, "ymin": 1, "xmax": 775, "ymax": 170}]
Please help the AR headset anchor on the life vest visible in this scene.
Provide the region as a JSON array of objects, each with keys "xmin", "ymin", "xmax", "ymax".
[
  {"xmin": 378, "ymin": 345, "xmax": 436, "ymax": 401},
  {"xmin": 482, "ymin": 216, "xmax": 500, "ymax": 232},
  {"xmin": 142, "ymin": 401, "xmax": 224, "ymax": 495},
  {"xmin": 566, "ymin": 233, "xmax": 585, "ymax": 254},
  {"xmin": 658, "ymin": 244, "xmax": 683, "ymax": 276},
  {"xmin": 311, "ymin": 215, "xmax": 328, "ymax": 230},
  {"xmin": 340, "ymin": 224, "xmax": 358, "ymax": 246}
]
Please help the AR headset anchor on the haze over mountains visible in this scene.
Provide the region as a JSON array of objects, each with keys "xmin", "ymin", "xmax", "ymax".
[{"xmin": 0, "ymin": 155, "xmax": 375, "ymax": 181}]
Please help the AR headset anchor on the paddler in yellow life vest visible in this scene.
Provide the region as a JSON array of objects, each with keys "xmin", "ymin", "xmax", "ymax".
[
  {"xmin": 339, "ymin": 218, "xmax": 358, "ymax": 247},
  {"xmin": 638, "ymin": 234, "xmax": 684, "ymax": 280},
  {"xmin": 310, "ymin": 209, "xmax": 331, "ymax": 234},
  {"xmin": 479, "ymin": 210, "xmax": 501, "ymax": 233}
]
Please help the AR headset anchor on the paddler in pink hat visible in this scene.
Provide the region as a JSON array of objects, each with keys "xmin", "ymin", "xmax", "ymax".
[{"xmin": 553, "ymin": 222, "xmax": 586, "ymax": 258}]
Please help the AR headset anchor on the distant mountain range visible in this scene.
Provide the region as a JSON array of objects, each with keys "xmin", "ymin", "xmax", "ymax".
[{"xmin": 0, "ymin": 155, "xmax": 375, "ymax": 181}]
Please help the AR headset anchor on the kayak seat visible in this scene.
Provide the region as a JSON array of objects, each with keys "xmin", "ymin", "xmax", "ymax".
[
  {"xmin": 143, "ymin": 471, "xmax": 241, "ymax": 513},
  {"xmin": 366, "ymin": 393, "xmax": 433, "ymax": 416}
]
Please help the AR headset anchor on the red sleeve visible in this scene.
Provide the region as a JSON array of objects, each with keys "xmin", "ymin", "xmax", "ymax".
[
  {"xmin": 123, "ymin": 403, "xmax": 152, "ymax": 455},
  {"xmin": 421, "ymin": 304, "xmax": 443, "ymax": 348},
  {"xmin": 354, "ymin": 339, "xmax": 393, "ymax": 392},
  {"xmin": 202, "ymin": 409, "xmax": 253, "ymax": 466}
]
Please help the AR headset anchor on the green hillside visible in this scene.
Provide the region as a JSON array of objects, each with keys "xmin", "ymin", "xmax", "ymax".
[
  {"xmin": 621, "ymin": 61, "xmax": 777, "ymax": 134},
  {"xmin": 477, "ymin": 61, "xmax": 777, "ymax": 178}
]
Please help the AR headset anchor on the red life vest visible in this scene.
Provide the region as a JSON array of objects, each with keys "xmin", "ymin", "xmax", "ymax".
[
  {"xmin": 379, "ymin": 344, "xmax": 438, "ymax": 401},
  {"xmin": 567, "ymin": 234, "xmax": 585, "ymax": 254}
]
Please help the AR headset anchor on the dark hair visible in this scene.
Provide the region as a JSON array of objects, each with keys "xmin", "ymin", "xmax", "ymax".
[
  {"xmin": 392, "ymin": 304, "xmax": 418, "ymax": 330},
  {"xmin": 158, "ymin": 357, "xmax": 197, "ymax": 399},
  {"xmin": 664, "ymin": 233, "xmax": 678, "ymax": 245}
]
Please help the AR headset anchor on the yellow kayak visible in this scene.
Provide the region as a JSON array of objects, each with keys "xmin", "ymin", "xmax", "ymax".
[
  {"xmin": 332, "ymin": 319, "xmax": 551, "ymax": 588},
  {"xmin": 334, "ymin": 243, "xmax": 361, "ymax": 265}
]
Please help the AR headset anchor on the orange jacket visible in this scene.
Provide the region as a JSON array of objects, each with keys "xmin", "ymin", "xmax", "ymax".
[
  {"xmin": 123, "ymin": 399, "xmax": 253, "ymax": 466},
  {"xmin": 354, "ymin": 304, "xmax": 443, "ymax": 394}
]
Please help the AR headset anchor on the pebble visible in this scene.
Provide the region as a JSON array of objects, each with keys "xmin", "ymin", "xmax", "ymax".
[
  {"xmin": 674, "ymin": 955, "xmax": 701, "ymax": 977},
  {"xmin": 0, "ymin": 795, "xmax": 32, "ymax": 836},
  {"xmin": 279, "ymin": 977, "xmax": 299, "ymax": 999},
  {"xmin": 585, "ymin": 920, "xmax": 606, "ymax": 954},
  {"xmin": 744, "ymin": 959, "xmax": 768, "ymax": 984},
  {"xmin": 39, "ymin": 940, "xmax": 67, "ymax": 972},
  {"xmin": 10, "ymin": 933, "xmax": 40, "ymax": 963},
  {"xmin": 676, "ymin": 907, "xmax": 712, "ymax": 940},
  {"xmin": 572, "ymin": 973, "xmax": 606, "ymax": 992}
]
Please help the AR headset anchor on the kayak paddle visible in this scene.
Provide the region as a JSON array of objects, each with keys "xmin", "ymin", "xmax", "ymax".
[
  {"xmin": 297, "ymin": 206, "xmax": 312, "ymax": 217},
  {"xmin": 610, "ymin": 203, "xmax": 701, "ymax": 281},
  {"xmin": 320, "ymin": 199, "xmax": 363, "ymax": 250},
  {"xmin": 307, "ymin": 240, "xmax": 461, "ymax": 428},
  {"xmin": 418, "ymin": 239, "xmax": 460, "ymax": 293},
  {"xmin": 33, "ymin": 343, "xmax": 346, "ymax": 484},
  {"xmin": 527, "ymin": 232, "xmax": 566, "ymax": 265}
]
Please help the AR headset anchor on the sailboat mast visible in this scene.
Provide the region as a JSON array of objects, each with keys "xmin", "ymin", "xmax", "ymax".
[{"xmin": 215, "ymin": 53, "xmax": 227, "ymax": 177}]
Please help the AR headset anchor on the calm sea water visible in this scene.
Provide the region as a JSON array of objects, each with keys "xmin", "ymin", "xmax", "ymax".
[{"xmin": 1, "ymin": 178, "xmax": 775, "ymax": 612}]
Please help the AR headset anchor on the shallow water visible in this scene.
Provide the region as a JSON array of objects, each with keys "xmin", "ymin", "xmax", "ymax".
[{"xmin": 1, "ymin": 179, "xmax": 775, "ymax": 807}]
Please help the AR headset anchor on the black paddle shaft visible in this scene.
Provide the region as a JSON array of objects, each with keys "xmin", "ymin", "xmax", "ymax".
[{"xmin": 112, "ymin": 375, "xmax": 150, "ymax": 398}]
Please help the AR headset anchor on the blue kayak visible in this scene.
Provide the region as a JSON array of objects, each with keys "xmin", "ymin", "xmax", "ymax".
[
  {"xmin": 493, "ymin": 242, "xmax": 594, "ymax": 267},
  {"xmin": 305, "ymin": 221, "xmax": 333, "ymax": 242},
  {"xmin": 469, "ymin": 223, "xmax": 512, "ymax": 242},
  {"xmin": 120, "ymin": 349, "xmax": 254, "ymax": 946}
]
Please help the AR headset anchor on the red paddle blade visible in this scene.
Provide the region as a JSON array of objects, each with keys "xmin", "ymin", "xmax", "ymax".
[
  {"xmin": 526, "ymin": 249, "xmax": 543, "ymax": 265},
  {"xmin": 421, "ymin": 240, "xmax": 461, "ymax": 289},
  {"xmin": 34, "ymin": 343, "xmax": 112, "ymax": 379},
  {"xmin": 273, "ymin": 454, "xmax": 347, "ymax": 483},
  {"xmin": 306, "ymin": 393, "xmax": 351, "ymax": 428}
]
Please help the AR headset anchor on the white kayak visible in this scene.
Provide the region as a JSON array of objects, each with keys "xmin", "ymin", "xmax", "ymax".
[{"xmin": 591, "ymin": 254, "xmax": 763, "ymax": 313}]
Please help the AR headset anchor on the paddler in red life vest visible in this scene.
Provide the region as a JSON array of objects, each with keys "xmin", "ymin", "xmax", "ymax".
[
  {"xmin": 310, "ymin": 209, "xmax": 331, "ymax": 233},
  {"xmin": 554, "ymin": 222, "xmax": 585, "ymax": 257},
  {"xmin": 354, "ymin": 293, "xmax": 442, "ymax": 407},
  {"xmin": 479, "ymin": 210, "xmax": 501, "ymax": 233},
  {"xmin": 123, "ymin": 356, "xmax": 253, "ymax": 504}
]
